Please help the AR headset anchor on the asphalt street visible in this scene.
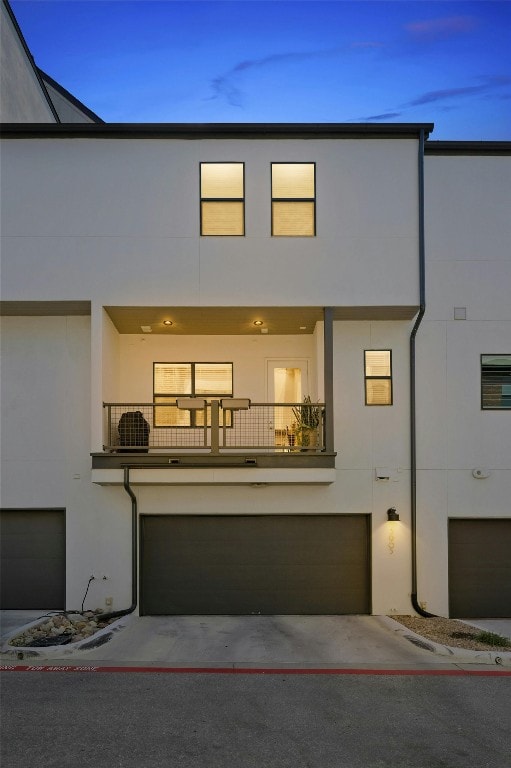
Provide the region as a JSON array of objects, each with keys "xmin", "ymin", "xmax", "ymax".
[{"xmin": 1, "ymin": 670, "xmax": 510, "ymax": 768}]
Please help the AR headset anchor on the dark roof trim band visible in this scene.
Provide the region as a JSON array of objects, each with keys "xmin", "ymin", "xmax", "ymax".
[
  {"xmin": 426, "ymin": 141, "xmax": 511, "ymax": 155},
  {"xmin": 0, "ymin": 122, "xmax": 434, "ymax": 140}
]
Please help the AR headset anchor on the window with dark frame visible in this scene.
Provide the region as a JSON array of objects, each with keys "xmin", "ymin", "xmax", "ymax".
[
  {"xmin": 364, "ymin": 350, "xmax": 393, "ymax": 406},
  {"xmin": 200, "ymin": 162, "xmax": 244, "ymax": 236},
  {"xmin": 153, "ymin": 362, "xmax": 233, "ymax": 427},
  {"xmin": 271, "ymin": 162, "xmax": 316, "ymax": 236},
  {"xmin": 481, "ymin": 355, "xmax": 511, "ymax": 410}
]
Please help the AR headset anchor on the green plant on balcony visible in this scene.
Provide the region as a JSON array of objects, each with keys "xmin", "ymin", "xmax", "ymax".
[{"xmin": 292, "ymin": 395, "xmax": 322, "ymax": 448}]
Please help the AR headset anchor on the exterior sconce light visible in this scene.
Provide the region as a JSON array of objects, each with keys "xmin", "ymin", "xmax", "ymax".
[
  {"xmin": 220, "ymin": 398, "xmax": 251, "ymax": 411},
  {"xmin": 387, "ymin": 507, "xmax": 400, "ymax": 522},
  {"xmin": 176, "ymin": 398, "xmax": 207, "ymax": 410}
]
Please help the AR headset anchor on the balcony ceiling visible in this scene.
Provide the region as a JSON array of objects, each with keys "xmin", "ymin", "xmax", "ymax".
[
  {"xmin": 104, "ymin": 306, "xmax": 418, "ymax": 335},
  {"xmin": 105, "ymin": 306, "xmax": 323, "ymax": 335}
]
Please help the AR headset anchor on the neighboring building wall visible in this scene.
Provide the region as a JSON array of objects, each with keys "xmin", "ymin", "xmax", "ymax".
[
  {"xmin": 41, "ymin": 72, "xmax": 102, "ymax": 123},
  {"xmin": 0, "ymin": 1, "xmax": 57, "ymax": 122},
  {"xmin": 418, "ymin": 152, "xmax": 511, "ymax": 614}
]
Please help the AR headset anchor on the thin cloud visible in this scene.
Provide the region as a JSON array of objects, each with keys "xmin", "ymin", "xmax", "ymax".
[
  {"xmin": 405, "ymin": 16, "xmax": 477, "ymax": 41},
  {"xmin": 350, "ymin": 42, "xmax": 383, "ymax": 49},
  {"xmin": 409, "ymin": 84, "xmax": 491, "ymax": 106},
  {"xmin": 361, "ymin": 112, "xmax": 402, "ymax": 121},
  {"xmin": 209, "ymin": 50, "xmax": 323, "ymax": 107},
  {"xmin": 207, "ymin": 42, "xmax": 383, "ymax": 107},
  {"xmin": 361, "ymin": 76, "xmax": 510, "ymax": 122},
  {"xmin": 406, "ymin": 76, "xmax": 511, "ymax": 107}
]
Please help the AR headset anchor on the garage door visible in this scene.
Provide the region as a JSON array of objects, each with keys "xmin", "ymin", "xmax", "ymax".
[
  {"xmin": 449, "ymin": 519, "xmax": 511, "ymax": 618},
  {"xmin": 0, "ymin": 509, "xmax": 65, "ymax": 610},
  {"xmin": 141, "ymin": 515, "xmax": 370, "ymax": 615}
]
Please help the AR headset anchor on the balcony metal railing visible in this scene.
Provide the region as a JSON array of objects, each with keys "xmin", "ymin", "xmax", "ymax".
[{"xmin": 103, "ymin": 401, "xmax": 326, "ymax": 453}]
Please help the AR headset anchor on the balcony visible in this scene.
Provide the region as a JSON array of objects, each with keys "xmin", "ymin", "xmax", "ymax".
[{"xmin": 91, "ymin": 400, "xmax": 336, "ymax": 483}]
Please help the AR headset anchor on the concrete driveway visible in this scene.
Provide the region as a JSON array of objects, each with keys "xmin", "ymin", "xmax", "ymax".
[
  {"xmin": 76, "ymin": 615, "xmax": 436, "ymax": 667},
  {"xmin": 2, "ymin": 612, "xmax": 510, "ymax": 668},
  {"xmin": 0, "ymin": 612, "xmax": 465, "ymax": 667}
]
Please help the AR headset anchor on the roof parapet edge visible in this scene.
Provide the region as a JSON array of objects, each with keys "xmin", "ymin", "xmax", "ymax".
[
  {"xmin": 0, "ymin": 122, "xmax": 434, "ymax": 139},
  {"xmin": 425, "ymin": 141, "xmax": 511, "ymax": 155}
]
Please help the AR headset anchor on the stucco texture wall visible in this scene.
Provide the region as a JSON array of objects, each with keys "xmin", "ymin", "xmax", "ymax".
[{"xmin": 0, "ymin": 137, "xmax": 419, "ymax": 309}]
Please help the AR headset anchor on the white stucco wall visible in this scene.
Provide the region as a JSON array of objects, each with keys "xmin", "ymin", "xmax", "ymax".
[
  {"xmin": 0, "ymin": 137, "xmax": 419, "ymax": 308},
  {"xmin": 0, "ymin": 313, "xmax": 415, "ymax": 613},
  {"xmin": 0, "ymin": 315, "xmax": 144, "ymax": 610},
  {"xmin": 117, "ymin": 332, "xmax": 316, "ymax": 403}
]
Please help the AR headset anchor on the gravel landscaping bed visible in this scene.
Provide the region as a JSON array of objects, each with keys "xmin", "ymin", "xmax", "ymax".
[
  {"xmin": 7, "ymin": 610, "xmax": 118, "ymax": 648},
  {"xmin": 392, "ymin": 615, "xmax": 511, "ymax": 652}
]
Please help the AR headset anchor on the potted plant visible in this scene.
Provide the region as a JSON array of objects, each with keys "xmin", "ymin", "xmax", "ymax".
[{"xmin": 292, "ymin": 395, "xmax": 322, "ymax": 448}]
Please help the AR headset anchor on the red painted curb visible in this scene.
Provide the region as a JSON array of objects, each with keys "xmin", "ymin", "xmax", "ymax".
[{"xmin": 1, "ymin": 665, "xmax": 510, "ymax": 676}]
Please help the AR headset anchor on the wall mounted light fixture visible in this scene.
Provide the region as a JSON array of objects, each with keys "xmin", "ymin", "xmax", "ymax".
[
  {"xmin": 387, "ymin": 507, "xmax": 400, "ymax": 522},
  {"xmin": 176, "ymin": 398, "xmax": 207, "ymax": 410}
]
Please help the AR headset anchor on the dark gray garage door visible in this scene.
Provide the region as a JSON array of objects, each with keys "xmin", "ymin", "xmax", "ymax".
[
  {"xmin": 449, "ymin": 519, "xmax": 511, "ymax": 618},
  {"xmin": 141, "ymin": 515, "xmax": 370, "ymax": 615},
  {"xmin": 0, "ymin": 509, "xmax": 65, "ymax": 610}
]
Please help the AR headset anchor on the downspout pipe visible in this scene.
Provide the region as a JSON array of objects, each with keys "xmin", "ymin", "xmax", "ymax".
[
  {"xmin": 410, "ymin": 128, "xmax": 435, "ymax": 618},
  {"xmin": 98, "ymin": 466, "xmax": 138, "ymax": 620}
]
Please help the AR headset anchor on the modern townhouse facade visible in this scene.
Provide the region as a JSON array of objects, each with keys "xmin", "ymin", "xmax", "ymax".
[{"xmin": 1, "ymin": 1, "xmax": 510, "ymax": 620}]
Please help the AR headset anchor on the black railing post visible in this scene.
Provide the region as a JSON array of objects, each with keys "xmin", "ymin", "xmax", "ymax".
[{"xmin": 210, "ymin": 400, "xmax": 219, "ymax": 454}]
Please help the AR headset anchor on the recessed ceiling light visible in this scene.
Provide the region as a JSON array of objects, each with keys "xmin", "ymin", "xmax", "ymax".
[
  {"xmin": 163, "ymin": 320, "xmax": 173, "ymax": 326},
  {"xmin": 253, "ymin": 320, "xmax": 264, "ymax": 326},
  {"xmin": 140, "ymin": 325, "xmax": 152, "ymax": 333}
]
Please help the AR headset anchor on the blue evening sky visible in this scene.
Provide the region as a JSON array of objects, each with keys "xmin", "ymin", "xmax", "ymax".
[{"xmin": 10, "ymin": 0, "xmax": 511, "ymax": 139}]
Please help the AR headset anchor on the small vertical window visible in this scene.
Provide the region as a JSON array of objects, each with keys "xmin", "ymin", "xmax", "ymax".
[
  {"xmin": 481, "ymin": 355, "xmax": 511, "ymax": 409},
  {"xmin": 200, "ymin": 162, "xmax": 244, "ymax": 235},
  {"xmin": 365, "ymin": 350, "xmax": 392, "ymax": 405},
  {"xmin": 271, "ymin": 163, "xmax": 315, "ymax": 236}
]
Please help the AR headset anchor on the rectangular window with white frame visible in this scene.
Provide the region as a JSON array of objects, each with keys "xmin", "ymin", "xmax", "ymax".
[
  {"xmin": 364, "ymin": 350, "xmax": 392, "ymax": 405},
  {"xmin": 481, "ymin": 354, "xmax": 511, "ymax": 409},
  {"xmin": 200, "ymin": 162, "xmax": 244, "ymax": 235},
  {"xmin": 154, "ymin": 362, "xmax": 233, "ymax": 426},
  {"xmin": 271, "ymin": 162, "xmax": 316, "ymax": 236}
]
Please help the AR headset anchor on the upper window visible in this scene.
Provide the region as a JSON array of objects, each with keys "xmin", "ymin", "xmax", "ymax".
[
  {"xmin": 365, "ymin": 350, "xmax": 392, "ymax": 406},
  {"xmin": 200, "ymin": 163, "xmax": 244, "ymax": 236},
  {"xmin": 271, "ymin": 163, "xmax": 316, "ymax": 236},
  {"xmin": 154, "ymin": 362, "xmax": 233, "ymax": 426},
  {"xmin": 481, "ymin": 355, "xmax": 511, "ymax": 410}
]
